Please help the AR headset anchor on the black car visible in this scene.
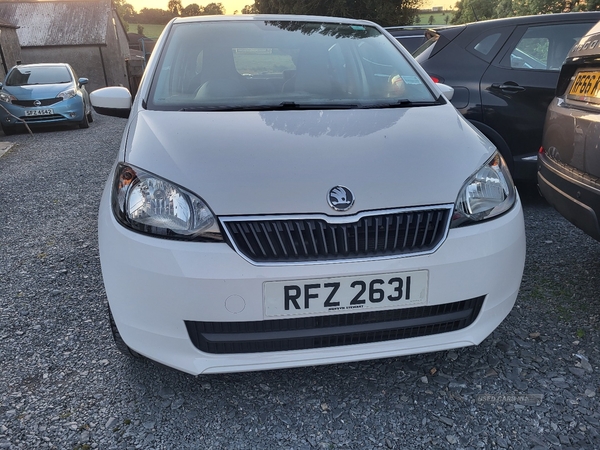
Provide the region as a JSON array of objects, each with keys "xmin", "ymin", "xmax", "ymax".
[
  {"xmin": 415, "ymin": 12, "xmax": 600, "ymax": 181},
  {"xmin": 538, "ymin": 21, "xmax": 600, "ymax": 241}
]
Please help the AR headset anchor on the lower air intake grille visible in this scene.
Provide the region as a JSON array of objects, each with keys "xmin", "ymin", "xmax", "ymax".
[
  {"xmin": 185, "ymin": 296, "xmax": 484, "ymax": 354},
  {"xmin": 221, "ymin": 207, "xmax": 451, "ymax": 263}
]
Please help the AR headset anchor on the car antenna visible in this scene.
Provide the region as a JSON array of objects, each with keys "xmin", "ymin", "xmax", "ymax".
[{"xmin": 471, "ymin": 6, "xmax": 479, "ymax": 21}]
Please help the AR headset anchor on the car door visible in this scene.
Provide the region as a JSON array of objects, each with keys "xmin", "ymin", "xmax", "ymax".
[{"xmin": 480, "ymin": 21, "xmax": 596, "ymax": 179}]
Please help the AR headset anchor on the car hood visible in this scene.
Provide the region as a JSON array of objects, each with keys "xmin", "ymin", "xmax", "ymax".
[
  {"xmin": 123, "ymin": 105, "xmax": 494, "ymax": 216},
  {"xmin": 3, "ymin": 83, "xmax": 72, "ymax": 99}
]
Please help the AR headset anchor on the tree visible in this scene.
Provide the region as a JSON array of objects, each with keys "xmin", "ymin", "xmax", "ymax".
[
  {"xmin": 251, "ymin": 0, "xmax": 423, "ymax": 27},
  {"xmin": 451, "ymin": 0, "xmax": 497, "ymax": 23},
  {"xmin": 242, "ymin": 4, "xmax": 259, "ymax": 14},
  {"xmin": 203, "ymin": 3, "xmax": 225, "ymax": 14},
  {"xmin": 428, "ymin": 14, "xmax": 435, "ymax": 24},
  {"xmin": 167, "ymin": 0, "xmax": 182, "ymax": 16},
  {"xmin": 112, "ymin": 0, "xmax": 136, "ymax": 30},
  {"xmin": 182, "ymin": 3, "xmax": 202, "ymax": 16},
  {"xmin": 136, "ymin": 7, "xmax": 176, "ymax": 24},
  {"xmin": 452, "ymin": 0, "xmax": 591, "ymax": 23}
]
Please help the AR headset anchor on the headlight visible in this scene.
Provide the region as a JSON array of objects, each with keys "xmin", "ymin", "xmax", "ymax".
[
  {"xmin": 111, "ymin": 163, "xmax": 222, "ymax": 241},
  {"xmin": 451, "ymin": 151, "xmax": 516, "ymax": 227},
  {"xmin": 0, "ymin": 91, "xmax": 16, "ymax": 103},
  {"xmin": 57, "ymin": 88, "xmax": 76, "ymax": 100}
]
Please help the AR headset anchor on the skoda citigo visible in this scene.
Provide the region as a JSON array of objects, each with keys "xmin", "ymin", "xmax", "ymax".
[{"xmin": 91, "ymin": 15, "xmax": 526, "ymax": 375}]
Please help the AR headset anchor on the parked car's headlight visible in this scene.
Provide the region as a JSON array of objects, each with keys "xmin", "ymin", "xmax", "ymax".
[
  {"xmin": 0, "ymin": 91, "xmax": 16, "ymax": 103},
  {"xmin": 111, "ymin": 163, "xmax": 222, "ymax": 241},
  {"xmin": 451, "ymin": 151, "xmax": 516, "ymax": 227},
  {"xmin": 57, "ymin": 88, "xmax": 77, "ymax": 100}
]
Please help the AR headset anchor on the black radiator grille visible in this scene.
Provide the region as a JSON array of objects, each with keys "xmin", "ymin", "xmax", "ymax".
[
  {"xmin": 222, "ymin": 207, "xmax": 451, "ymax": 263},
  {"xmin": 13, "ymin": 98, "xmax": 62, "ymax": 107},
  {"xmin": 22, "ymin": 114, "xmax": 64, "ymax": 123},
  {"xmin": 185, "ymin": 296, "xmax": 484, "ymax": 354}
]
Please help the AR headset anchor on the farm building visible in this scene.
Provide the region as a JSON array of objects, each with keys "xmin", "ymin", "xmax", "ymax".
[
  {"xmin": 0, "ymin": 18, "xmax": 21, "ymax": 79},
  {"xmin": 0, "ymin": 0, "xmax": 131, "ymax": 91}
]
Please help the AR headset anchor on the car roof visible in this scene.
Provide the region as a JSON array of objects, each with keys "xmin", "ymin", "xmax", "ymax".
[
  {"xmin": 172, "ymin": 14, "xmax": 379, "ymax": 27},
  {"xmin": 11, "ymin": 63, "xmax": 70, "ymax": 70}
]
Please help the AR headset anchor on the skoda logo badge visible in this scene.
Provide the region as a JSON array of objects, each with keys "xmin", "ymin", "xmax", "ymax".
[
  {"xmin": 328, "ymin": 186, "xmax": 354, "ymax": 211},
  {"xmin": 34, "ymin": 100, "xmax": 41, "ymax": 107}
]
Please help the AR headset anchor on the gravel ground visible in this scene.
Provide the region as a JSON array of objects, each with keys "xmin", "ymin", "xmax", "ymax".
[{"xmin": 1, "ymin": 114, "xmax": 600, "ymax": 450}]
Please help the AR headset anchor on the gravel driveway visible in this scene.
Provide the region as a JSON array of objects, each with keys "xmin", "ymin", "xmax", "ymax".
[{"xmin": 1, "ymin": 114, "xmax": 600, "ymax": 450}]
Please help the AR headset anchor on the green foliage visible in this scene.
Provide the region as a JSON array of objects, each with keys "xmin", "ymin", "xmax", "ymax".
[
  {"xmin": 167, "ymin": 0, "xmax": 183, "ymax": 15},
  {"xmin": 452, "ymin": 0, "xmax": 600, "ymax": 24},
  {"xmin": 128, "ymin": 23, "xmax": 165, "ymax": 39},
  {"xmin": 182, "ymin": 3, "xmax": 202, "ymax": 16},
  {"xmin": 242, "ymin": 4, "xmax": 259, "ymax": 14},
  {"xmin": 252, "ymin": 0, "xmax": 423, "ymax": 27},
  {"xmin": 136, "ymin": 8, "xmax": 176, "ymax": 25},
  {"xmin": 204, "ymin": 2, "xmax": 225, "ymax": 14}
]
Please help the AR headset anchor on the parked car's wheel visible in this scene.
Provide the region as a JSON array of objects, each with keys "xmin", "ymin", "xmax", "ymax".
[
  {"xmin": 1, "ymin": 124, "xmax": 14, "ymax": 136},
  {"xmin": 87, "ymin": 111, "xmax": 94, "ymax": 123},
  {"xmin": 79, "ymin": 111, "xmax": 89, "ymax": 129},
  {"xmin": 108, "ymin": 307, "xmax": 142, "ymax": 358}
]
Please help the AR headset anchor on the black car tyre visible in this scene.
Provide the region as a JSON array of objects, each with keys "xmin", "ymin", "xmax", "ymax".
[
  {"xmin": 79, "ymin": 111, "xmax": 90, "ymax": 129},
  {"xmin": 87, "ymin": 111, "xmax": 94, "ymax": 123},
  {"xmin": 108, "ymin": 306, "xmax": 142, "ymax": 358}
]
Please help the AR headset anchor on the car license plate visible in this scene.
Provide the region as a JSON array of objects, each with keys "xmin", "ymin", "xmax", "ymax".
[
  {"xmin": 264, "ymin": 270, "xmax": 428, "ymax": 318},
  {"xmin": 25, "ymin": 109, "xmax": 54, "ymax": 116},
  {"xmin": 568, "ymin": 70, "xmax": 600, "ymax": 100}
]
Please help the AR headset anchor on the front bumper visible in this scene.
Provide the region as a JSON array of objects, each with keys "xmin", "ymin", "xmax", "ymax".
[
  {"xmin": 538, "ymin": 152, "xmax": 600, "ymax": 241},
  {"xmin": 0, "ymin": 96, "xmax": 85, "ymax": 127},
  {"xmin": 99, "ymin": 186, "xmax": 526, "ymax": 375}
]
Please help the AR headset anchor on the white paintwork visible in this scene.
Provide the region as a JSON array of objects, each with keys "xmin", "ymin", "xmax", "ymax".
[
  {"xmin": 90, "ymin": 86, "xmax": 131, "ymax": 110},
  {"xmin": 437, "ymin": 83, "xmax": 455, "ymax": 100},
  {"xmin": 97, "ymin": 15, "xmax": 526, "ymax": 375}
]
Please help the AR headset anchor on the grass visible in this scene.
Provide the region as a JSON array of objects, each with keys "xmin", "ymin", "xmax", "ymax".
[
  {"xmin": 415, "ymin": 11, "xmax": 454, "ymax": 26},
  {"xmin": 127, "ymin": 23, "xmax": 166, "ymax": 39}
]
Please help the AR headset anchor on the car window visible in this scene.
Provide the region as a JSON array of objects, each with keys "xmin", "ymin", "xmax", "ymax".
[
  {"xmin": 466, "ymin": 27, "xmax": 513, "ymax": 63},
  {"xmin": 507, "ymin": 23, "xmax": 595, "ymax": 71},
  {"xmin": 148, "ymin": 20, "xmax": 436, "ymax": 111},
  {"xmin": 6, "ymin": 66, "xmax": 72, "ymax": 86}
]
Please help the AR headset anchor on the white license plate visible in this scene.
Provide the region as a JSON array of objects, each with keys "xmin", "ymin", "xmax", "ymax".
[
  {"xmin": 25, "ymin": 109, "xmax": 54, "ymax": 116},
  {"xmin": 264, "ymin": 270, "xmax": 428, "ymax": 318}
]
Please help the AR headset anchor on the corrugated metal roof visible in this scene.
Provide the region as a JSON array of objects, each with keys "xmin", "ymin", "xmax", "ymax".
[{"xmin": 0, "ymin": 0, "xmax": 111, "ymax": 47}]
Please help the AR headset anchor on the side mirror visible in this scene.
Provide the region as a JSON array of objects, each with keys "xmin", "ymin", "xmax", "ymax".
[
  {"xmin": 90, "ymin": 86, "xmax": 132, "ymax": 119},
  {"xmin": 437, "ymin": 83, "xmax": 454, "ymax": 101},
  {"xmin": 79, "ymin": 77, "xmax": 89, "ymax": 86}
]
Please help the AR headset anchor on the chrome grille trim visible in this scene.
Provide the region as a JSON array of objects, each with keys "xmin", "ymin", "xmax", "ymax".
[{"xmin": 221, "ymin": 205, "xmax": 453, "ymax": 265}]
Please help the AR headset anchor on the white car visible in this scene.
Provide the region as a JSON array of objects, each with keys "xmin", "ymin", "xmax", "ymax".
[{"xmin": 91, "ymin": 15, "xmax": 525, "ymax": 375}]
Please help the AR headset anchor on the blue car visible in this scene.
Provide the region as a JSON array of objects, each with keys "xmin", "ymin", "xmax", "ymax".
[{"xmin": 0, "ymin": 63, "xmax": 93, "ymax": 135}]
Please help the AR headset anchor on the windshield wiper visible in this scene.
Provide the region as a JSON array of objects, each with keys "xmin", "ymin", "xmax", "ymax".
[
  {"xmin": 180, "ymin": 101, "xmax": 359, "ymax": 112},
  {"xmin": 359, "ymin": 98, "xmax": 442, "ymax": 109}
]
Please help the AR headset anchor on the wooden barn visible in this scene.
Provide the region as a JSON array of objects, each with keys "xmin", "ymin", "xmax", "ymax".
[{"xmin": 0, "ymin": 0, "xmax": 131, "ymax": 91}]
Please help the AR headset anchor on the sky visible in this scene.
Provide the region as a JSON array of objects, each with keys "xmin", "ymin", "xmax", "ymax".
[
  {"xmin": 127, "ymin": 0, "xmax": 252, "ymax": 15},
  {"xmin": 127, "ymin": 0, "xmax": 455, "ymax": 15}
]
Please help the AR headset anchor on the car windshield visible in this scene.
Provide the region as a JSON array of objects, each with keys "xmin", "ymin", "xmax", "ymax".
[
  {"xmin": 6, "ymin": 66, "xmax": 72, "ymax": 86},
  {"xmin": 148, "ymin": 20, "xmax": 438, "ymax": 111}
]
